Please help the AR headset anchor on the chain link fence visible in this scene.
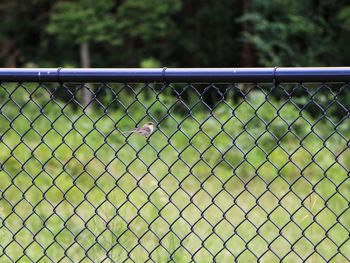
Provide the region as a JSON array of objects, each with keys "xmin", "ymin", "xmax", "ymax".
[{"xmin": 0, "ymin": 68, "xmax": 350, "ymax": 262}]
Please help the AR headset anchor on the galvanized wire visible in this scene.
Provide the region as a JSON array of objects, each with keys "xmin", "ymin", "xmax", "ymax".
[{"xmin": 0, "ymin": 79, "xmax": 349, "ymax": 262}]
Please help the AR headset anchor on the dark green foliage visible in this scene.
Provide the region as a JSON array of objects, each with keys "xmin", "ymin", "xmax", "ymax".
[
  {"xmin": 2, "ymin": 0, "xmax": 350, "ymax": 67},
  {"xmin": 47, "ymin": 0, "xmax": 118, "ymax": 45}
]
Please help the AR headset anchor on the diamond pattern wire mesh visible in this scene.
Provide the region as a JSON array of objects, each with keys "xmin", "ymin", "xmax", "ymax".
[{"xmin": 0, "ymin": 80, "xmax": 349, "ymax": 262}]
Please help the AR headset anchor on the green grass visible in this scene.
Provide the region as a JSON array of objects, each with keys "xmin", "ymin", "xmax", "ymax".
[{"xmin": 0, "ymin": 84, "xmax": 349, "ymax": 262}]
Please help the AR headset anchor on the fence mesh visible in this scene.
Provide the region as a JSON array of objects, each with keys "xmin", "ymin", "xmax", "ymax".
[{"xmin": 0, "ymin": 80, "xmax": 349, "ymax": 262}]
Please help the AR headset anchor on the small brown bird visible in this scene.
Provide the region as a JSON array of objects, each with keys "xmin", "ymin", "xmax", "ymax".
[{"xmin": 122, "ymin": 122, "xmax": 155, "ymax": 138}]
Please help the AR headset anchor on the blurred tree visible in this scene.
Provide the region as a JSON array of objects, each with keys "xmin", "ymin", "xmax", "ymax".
[
  {"xmin": 236, "ymin": 0, "xmax": 336, "ymax": 66},
  {"xmin": 236, "ymin": 0, "xmax": 350, "ymax": 67},
  {"xmin": 47, "ymin": 0, "xmax": 118, "ymax": 106},
  {"xmin": 173, "ymin": 0, "xmax": 242, "ymax": 67},
  {"xmin": 239, "ymin": 0, "xmax": 256, "ymax": 67},
  {"xmin": 0, "ymin": 0, "xmax": 53, "ymax": 67},
  {"xmin": 0, "ymin": 0, "xmax": 350, "ymax": 75},
  {"xmin": 2, "ymin": 0, "xmax": 350, "ymax": 69},
  {"xmin": 338, "ymin": 6, "xmax": 350, "ymax": 30},
  {"xmin": 115, "ymin": 0, "xmax": 181, "ymax": 67}
]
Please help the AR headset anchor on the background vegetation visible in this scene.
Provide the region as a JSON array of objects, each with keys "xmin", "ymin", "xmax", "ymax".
[
  {"xmin": 1, "ymin": 0, "xmax": 350, "ymax": 68},
  {"xmin": 1, "ymin": 1, "xmax": 350, "ymax": 262}
]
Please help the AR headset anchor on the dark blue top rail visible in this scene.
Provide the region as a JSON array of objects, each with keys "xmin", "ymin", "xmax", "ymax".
[{"xmin": 1, "ymin": 67, "xmax": 350, "ymax": 82}]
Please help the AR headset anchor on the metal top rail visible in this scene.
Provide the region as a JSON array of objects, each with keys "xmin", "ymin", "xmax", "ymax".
[{"xmin": 1, "ymin": 67, "xmax": 350, "ymax": 82}]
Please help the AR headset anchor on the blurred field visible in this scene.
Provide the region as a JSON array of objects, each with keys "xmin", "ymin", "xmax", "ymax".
[{"xmin": 0, "ymin": 83, "xmax": 350, "ymax": 262}]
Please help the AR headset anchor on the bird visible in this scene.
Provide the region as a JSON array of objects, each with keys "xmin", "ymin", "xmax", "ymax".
[{"xmin": 122, "ymin": 122, "xmax": 155, "ymax": 138}]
